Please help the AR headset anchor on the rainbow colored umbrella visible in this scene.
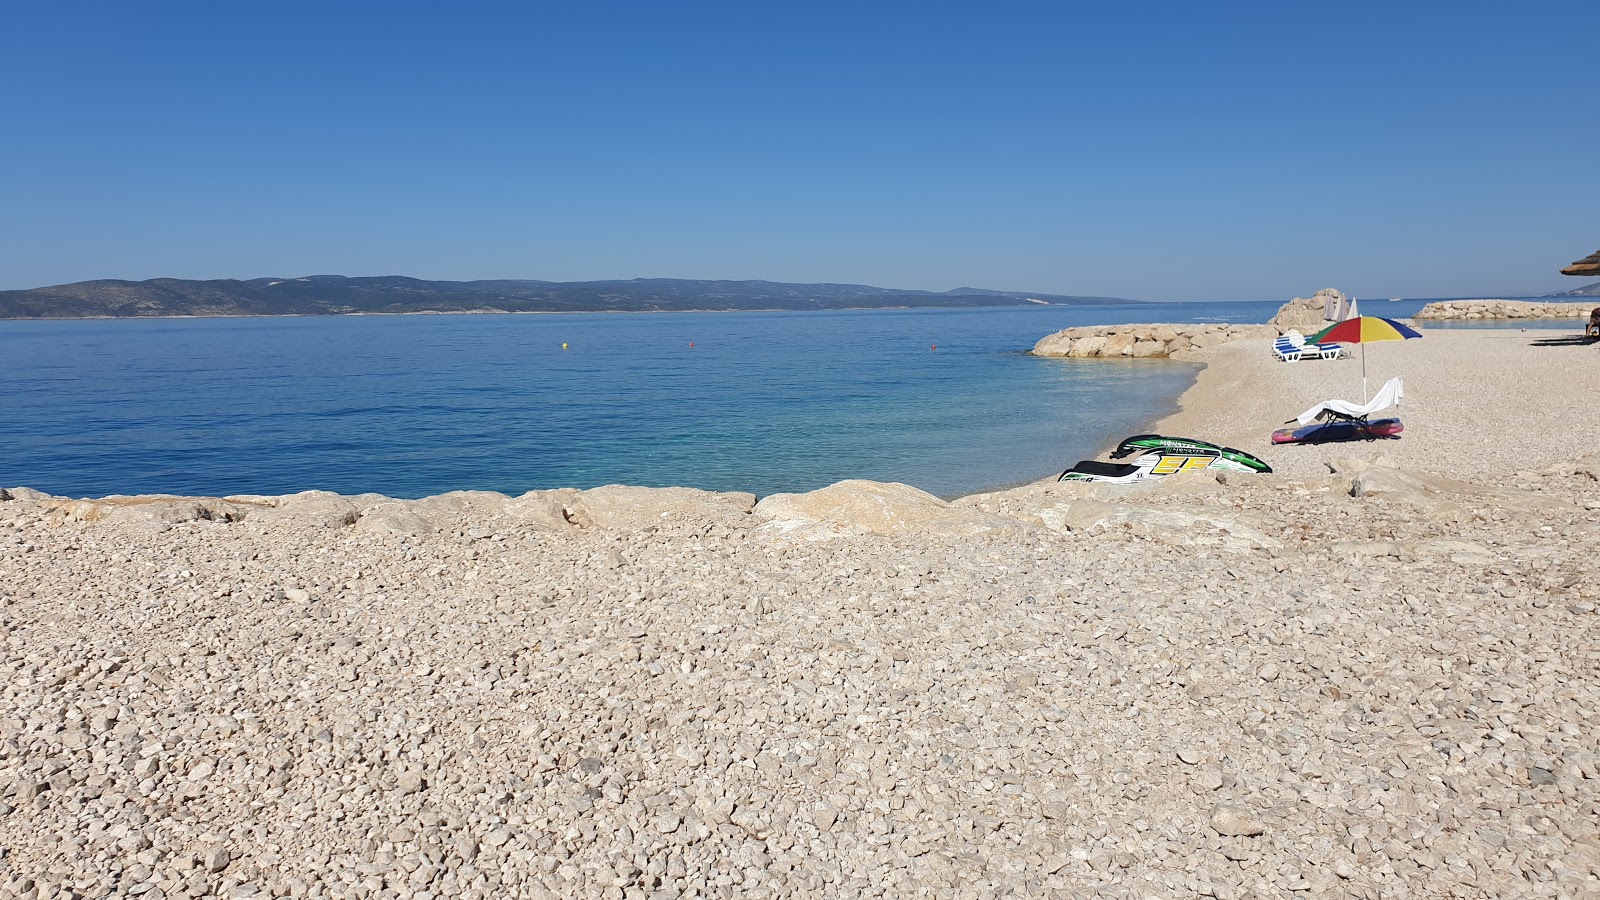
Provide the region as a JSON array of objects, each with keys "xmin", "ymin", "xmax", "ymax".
[{"xmin": 1309, "ymin": 316, "xmax": 1422, "ymax": 401}]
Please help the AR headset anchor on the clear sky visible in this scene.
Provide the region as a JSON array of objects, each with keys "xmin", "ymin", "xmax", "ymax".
[{"xmin": 2, "ymin": 1, "xmax": 1595, "ymax": 300}]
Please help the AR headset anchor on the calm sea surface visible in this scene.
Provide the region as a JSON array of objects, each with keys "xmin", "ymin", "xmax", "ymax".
[{"xmin": 0, "ymin": 298, "xmax": 1485, "ymax": 500}]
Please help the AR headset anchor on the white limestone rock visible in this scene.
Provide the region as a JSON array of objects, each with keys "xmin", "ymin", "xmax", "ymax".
[{"xmin": 754, "ymin": 479, "xmax": 1025, "ymax": 539}]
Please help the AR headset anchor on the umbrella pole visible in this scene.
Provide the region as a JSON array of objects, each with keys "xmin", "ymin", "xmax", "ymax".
[{"xmin": 1361, "ymin": 344, "xmax": 1368, "ymax": 402}]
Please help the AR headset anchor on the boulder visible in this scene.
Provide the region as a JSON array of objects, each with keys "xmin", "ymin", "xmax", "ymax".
[
  {"xmin": 1540, "ymin": 453, "xmax": 1600, "ymax": 481},
  {"xmin": 754, "ymin": 480, "xmax": 1025, "ymax": 539},
  {"xmin": 353, "ymin": 502, "xmax": 436, "ymax": 536},
  {"xmin": 562, "ymin": 485, "xmax": 756, "ymax": 531},
  {"xmin": 406, "ymin": 490, "xmax": 513, "ymax": 525},
  {"xmin": 1408, "ymin": 538, "xmax": 1497, "ymax": 565},
  {"xmin": 1101, "ymin": 333, "xmax": 1137, "ymax": 357},
  {"xmin": 1350, "ymin": 464, "xmax": 1574, "ymax": 513},
  {"xmin": 1031, "ymin": 332, "xmax": 1074, "ymax": 356},
  {"xmin": 1268, "ymin": 288, "xmax": 1347, "ymax": 334},
  {"xmin": 505, "ymin": 489, "xmax": 585, "ymax": 530},
  {"xmin": 1066, "ymin": 336, "xmax": 1107, "ymax": 358},
  {"xmin": 1018, "ymin": 498, "xmax": 1283, "ymax": 551},
  {"xmin": 46, "ymin": 495, "xmax": 250, "ymax": 525},
  {"xmin": 248, "ymin": 490, "xmax": 361, "ymax": 528}
]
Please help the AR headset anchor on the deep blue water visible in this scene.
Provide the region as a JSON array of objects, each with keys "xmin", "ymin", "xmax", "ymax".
[{"xmin": 0, "ymin": 297, "xmax": 1534, "ymax": 500}]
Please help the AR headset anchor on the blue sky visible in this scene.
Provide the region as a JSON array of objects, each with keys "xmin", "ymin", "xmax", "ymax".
[{"xmin": 2, "ymin": 1, "xmax": 1595, "ymax": 300}]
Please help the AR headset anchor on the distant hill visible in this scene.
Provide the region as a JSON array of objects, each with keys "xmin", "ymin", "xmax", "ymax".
[
  {"xmin": 0, "ymin": 276, "xmax": 1134, "ymax": 319},
  {"xmin": 1546, "ymin": 281, "xmax": 1600, "ymax": 298}
]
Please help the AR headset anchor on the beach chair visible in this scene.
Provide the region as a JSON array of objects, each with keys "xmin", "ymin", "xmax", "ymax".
[
  {"xmin": 1270, "ymin": 336, "xmax": 1308, "ymax": 362},
  {"xmin": 1279, "ymin": 330, "xmax": 1346, "ymax": 361},
  {"xmin": 1292, "ymin": 376, "xmax": 1404, "ymax": 434}
]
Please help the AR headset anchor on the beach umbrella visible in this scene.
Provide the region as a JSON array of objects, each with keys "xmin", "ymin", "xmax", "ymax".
[
  {"xmin": 1561, "ymin": 249, "xmax": 1600, "ymax": 278},
  {"xmin": 1309, "ymin": 316, "xmax": 1422, "ymax": 402}
]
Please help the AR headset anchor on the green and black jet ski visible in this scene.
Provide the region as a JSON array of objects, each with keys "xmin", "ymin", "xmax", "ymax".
[{"xmin": 1058, "ymin": 434, "xmax": 1271, "ymax": 483}]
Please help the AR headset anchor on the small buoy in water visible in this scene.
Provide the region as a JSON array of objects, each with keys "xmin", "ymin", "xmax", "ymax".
[
  {"xmin": 562, "ymin": 342, "xmax": 568, "ymax": 350},
  {"xmin": 931, "ymin": 344, "xmax": 937, "ymax": 350},
  {"xmin": 690, "ymin": 341, "xmax": 695, "ymax": 348}
]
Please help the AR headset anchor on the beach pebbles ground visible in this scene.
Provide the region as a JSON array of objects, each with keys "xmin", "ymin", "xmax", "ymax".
[{"xmin": 3, "ymin": 451, "xmax": 1599, "ymax": 899}]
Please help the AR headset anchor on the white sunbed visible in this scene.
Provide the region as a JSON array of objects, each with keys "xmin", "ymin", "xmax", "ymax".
[
  {"xmin": 1271, "ymin": 332, "xmax": 1345, "ymax": 362},
  {"xmin": 1287, "ymin": 330, "xmax": 1346, "ymax": 360},
  {"xmin": 1294, "ymin": 376, "xmax": 1404, "ymax": 426}
]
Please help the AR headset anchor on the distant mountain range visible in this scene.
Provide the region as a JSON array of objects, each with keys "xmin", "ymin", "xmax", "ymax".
[
  {"xmin": 1546, "ymin": 281, "xmax": 1600, "ymax": 298},
  {"xmin": 0, "ymin": 276, "xmax": 1133, "ymax": 319}
]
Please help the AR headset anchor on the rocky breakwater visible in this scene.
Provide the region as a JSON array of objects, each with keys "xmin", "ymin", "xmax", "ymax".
[
  {"xmin": 1032, "ymin": 288, "xmax": 1353, "ymax": 360},
  {"xmin": 5, "ymin": 457, "xmax": 1600, "ymax": 898},
  {"xmin": 1031, "ymin": 323, "xmax": 1277, "ymax": 360},
  {"xmin": 1415, "ymin": 299, "xmax": 1597, "ymax": 320}
]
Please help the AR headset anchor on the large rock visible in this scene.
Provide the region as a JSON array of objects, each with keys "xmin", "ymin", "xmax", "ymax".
[
  {"xmin": 754, "ymin": 480, "xmax": 1025, "ymax": 539},
  {"xmin": 1267, "ymin": 288, "xmax": 1347, "ymax": 334},
  {"xmin": 505, "ymin": 489, "xmax": 586, "ymax": 530},
  {"xmin": 45, "ymin": 495, "xmax": 253, "ymax": 525},
  {"xmin": 1015, "ymin": 498, "xmax": 1283, "ymax": 551},
  {"xmin": 561, "ymin": 485, "xmax": 756, "ymax": 531},
  {"xmin": 247, "ymin": 490, "xmax": 361, "ymax": 528},
  {"xmin": 1349, "ymin": 462, "xmax": 1574, "ymax": 513},
  {"xmin": 1101, "ymin": 333, "xmax": 1137, "ymax": 357},
  {"xmin": 1066, "ymin": 336, "xmax": 1107, "ymax": 358},
  {"xmin": 353, "ymin": 502, "xmax": 436, "ymax": 536}
]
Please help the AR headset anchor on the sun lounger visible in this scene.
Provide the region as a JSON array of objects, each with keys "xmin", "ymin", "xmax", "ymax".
[
  {"xmin": 1293, "ymin": 376, "xmax": 1404, "ymax": 427},
  {"xmin": 1273, "ymin": 331, "xmax": 1345, "ymax": 362},
  {"xmin": 1270, "ymin": 336, "xmax": 1308, "ymax": 362}
]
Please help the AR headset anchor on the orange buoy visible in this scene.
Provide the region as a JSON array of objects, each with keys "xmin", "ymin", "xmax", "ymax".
[
  {"xmin": 690, "ymin": 342, "xmax": 695, "ymax": 348},
  {"xmin": 931, "ymin": 344, "xmax": 937, "ymax": 350}
]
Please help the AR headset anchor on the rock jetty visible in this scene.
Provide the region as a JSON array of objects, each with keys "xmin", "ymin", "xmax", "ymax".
[
  {"xmin": 1415, "ymin": 299, "xmax": 1596, "ymax": 320},
  {"xmin": 1031, "ymin": 289, "xmax": 1351, "ymax": 360},
  {"xmin": 1031, "ymin": 323, "xmax": 1277, "ymax": 359}
]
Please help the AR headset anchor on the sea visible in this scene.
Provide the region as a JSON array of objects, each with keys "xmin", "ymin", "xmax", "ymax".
[{"xmin": 0, "ymin": 298, "xmax": 1572, "ymax": 501}]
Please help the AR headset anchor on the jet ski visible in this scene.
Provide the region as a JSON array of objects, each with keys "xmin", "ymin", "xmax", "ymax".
[
  {"xmin": 1109, "ymin": 434, "xmax": 1271, "ymax": 472},
  {"xmin": 1059, "ymin": 434, "xmax": 1271, "ymax": 483}
]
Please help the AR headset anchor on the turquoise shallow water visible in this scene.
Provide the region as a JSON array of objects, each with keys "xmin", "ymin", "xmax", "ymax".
[{"xmin": 0, "ymin": 300, "xmax": 1453, "ymax": 499}]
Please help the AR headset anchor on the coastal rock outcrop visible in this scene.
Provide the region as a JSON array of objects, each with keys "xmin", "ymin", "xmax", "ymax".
[
  {"xmin": 560, "ymin": 484, "xmax": 756, "ymax": 530},
  {"xmin": 10, "ymin": 484, "xmax": 758, "ymax": 536},
  {"xmin": 1266, "ymin": 288, "xmax": 1350, "ymax": 333},
  {"xmin": 1414, "ymin": 299, "xmax": 1595, "ymax": 319},
  {"xmin": 245, "ymin": 489, "xmax": 362, "ymax": 528},
  {"xmin": 753, "ymin": 479, "xmax": 1026, "ymax": 539},
  {"xmin": 1030, "ymin": 323, "xmax": 1276, "ymax": 360},
  {"xmin": 44, "ymin": 494, "xmax": 253, "ymax": 526},
  {"xmin": 1022, "ymin": 497, "xmax": 1284, "ymax": 551},
  {"xmin": 1030, "ymin": 287, "xmax": 1357, "ymax": 360},
  {"xmin": 352, "ymin": 500, "xmax": 437, "ymax": 536}
]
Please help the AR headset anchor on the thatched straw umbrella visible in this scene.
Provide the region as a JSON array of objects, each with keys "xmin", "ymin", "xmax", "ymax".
[{"xmin": 1562, "ymin": 249, "xmax": 1600, "ymax": 277}]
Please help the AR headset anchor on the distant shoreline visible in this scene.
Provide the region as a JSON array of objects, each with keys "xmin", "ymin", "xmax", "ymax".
[
  {"xmin": 0, "ymin": 303, "xmax": 1125, "ymax": 323},
  {"xmin": 0, "ymin": 274, "xmax": 1137, "ymax": 320}
]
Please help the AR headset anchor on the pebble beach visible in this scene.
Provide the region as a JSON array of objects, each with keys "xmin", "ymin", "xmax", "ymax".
[{"xmin": 3, "ymin": 327, "xmax": 1599, "ymax": 899}]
